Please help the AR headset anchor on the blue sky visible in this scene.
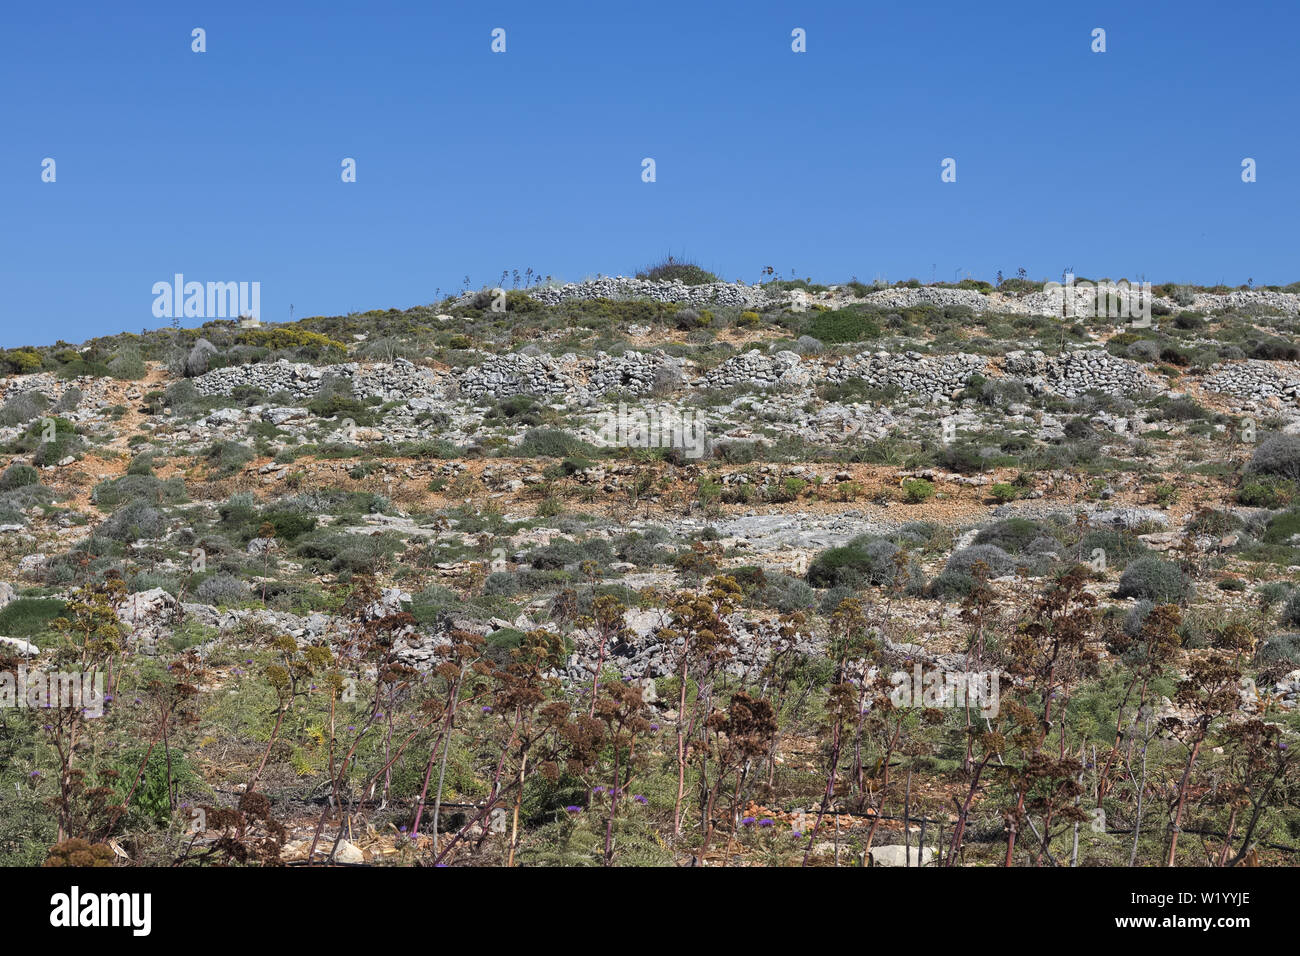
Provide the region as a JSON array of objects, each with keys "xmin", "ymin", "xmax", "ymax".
[{"xmin": 0, "ymin": 0, "xmax": 1294, "ymax": 346}]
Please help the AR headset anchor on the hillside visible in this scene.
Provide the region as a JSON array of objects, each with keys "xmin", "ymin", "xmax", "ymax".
[{"xmin": 3, "ymin": 275, "xmax": 1298, "ymax": 868}]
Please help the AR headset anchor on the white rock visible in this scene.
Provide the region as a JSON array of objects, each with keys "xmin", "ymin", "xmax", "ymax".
[
  {"xmin": 332, "ymin": 840, "xmax": 365, "ymax": 864},
  {"xmin": 0, "ymin": 636, "xmax": 39, "ymax": 656},
  {"xmin": 869, "ymin": 845, "xmax": 936, "ymax": 867}
]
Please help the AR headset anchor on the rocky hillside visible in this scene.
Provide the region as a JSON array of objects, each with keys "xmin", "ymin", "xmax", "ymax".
[{"xmin": 2, "ymin": 274, "xmax": 1298, "ymax": 868}]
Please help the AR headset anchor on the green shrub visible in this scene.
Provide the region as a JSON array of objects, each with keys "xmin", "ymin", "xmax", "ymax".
[
  {"xmin": 126, "ymin": 453, "xmax": 155, "ymax": 477},
  {"xmin": 673, "ymin": 309, "xmax": 712, "ymax": 330},
  {"xmin": 1238, "ymin": 477, "xmax": 1295, "ymax": 508},
  {"xmin": 527, "ymin": 537, "xmax": 613, "ymax": 571},
  {"xmin": 1258, "ymin": 632, "xmax": 1300, "ymax": 666},
  {"xmin": 92, "ymin": 474, "xmax": 178, "ymax": 510},
  {"xmin": 1076, "ymin": 529, "xmax": 1149, "ymax": 569},
  {"xmin": 163, "ymin": 378, "xmax": 202, "ymax": 409},
  {"xmin": 756, "ymin": 574, "xmax": 815, "ymax": 613},
  {"xmin": 294, "ymin": 529, "xmax": 400, "ymax": 576},
  {"xmin": 486, "ymin": 628, "xmax": 526, "ymax": 662},
  {"xmin": 901, "ymin": 478, "xmax": 935, "ymax": 503},
  {"xmin": 0, "ymin": 391, "xmax": 49, "ymax": 427},
  {"xmin": 203, "ymin": 440, "xmax": 255, "ymax": 476},
  {"xmin": 767, "ymin": 476, "xmax": 808, "ymax": 503},
  {"xmin": 98, "ymin": 500, "xmax": 164, "ymax": 541},
  {"xmin": 1186, "ymin": 508, "xmax": 1243, "ymax": 537},
  {"xmin": 636, "ymin": 257, "xmax": 719, "ymax": 285},
  {"xmin": 517, "ymin": 428, "xmax": 599, "ymax": 459},
  {"xmin": 10, "ymin": 417, "xmax": 82, "ymax": 466},
  {"xmin": 260, "ymin": 509, "xmax": 317, "ymax": 542},
  {"xmin": 1115, "ymin": 557, "xmax": 1193, "ymax": 604},
  {"xmin": 945, "ymin": 544, "xmax": 1016, "ymax": 578},
  {"xmin": 410, "ymin": 584, "xmax": 463, "ymax": 622},
  {"xmin": 973, "ymin": 517, "xmax": 1056, "ymax": 554},
  {"xmin": 929, "ymin": 569, "xmax": 978, "ymax": 599},
  {"xmin": 0, "ymin": 480, "xmax": 54, "ymax": 526},
  {"xmin": 483, "ymin": 571, "xmax": 520, "ymax": 597},
  {"xmin": 803, "ymin": 307, "xmax": 882, "ymax": 344},
  {"xmin": 990, "ymin": 482, "xmax": 1017, "ymax": 503},
  {"xmin": 196, "ymin": 573, "xmax": 250, "ymax": 606},
  {"xmin": 617, "ymin": 535, "xmax": 669, "ymax": 568},
  {"xmin": 236, "ymin": 327, "xmax": 348, "ymax": 357},
  {"xmin": 110, "ymin": 748, "xmax": 202, "ymax": 825},
  {"xmin": 1, "ymin": 348, "xmax": 44, "ymax": 374},
  {"xmin": 1261, "ymin": 509, "xmax": 1300, "ymax": 545},
  {"xmin": 1247, "ymin": 434, "xmax": 1300, "ymax": 483},
  {"xmin": 1256, "ymin": 581, "xmax": 1294, "ymax": 610},
  {"xmin": 54, "ymin": 387, "xmax": 83, "ymax": 413},
  {"xmin": 486, "ymin": 395, "xmax": 542, "ymax": 424},
  {"xmin": 0, "ymin": 463, "xmax": 40, "ymax": 490},
  {"xmin": 0, "ymin": 597, "xmax": 67, "ymax": 638},
  {"xmin": 307, "ymin": 393, "xmax": 375, "ymax": 425},
  {"xmin": 32, "ymin": 432, "xmax": 81, "ymax": 467},
  {"xmin": 1157, "ymin": 397, "xmax": 1209, "ymax": 421},
  {"xmin": 1280, "ymin": 591, "xmax": 1300, "ymax": 628},
  {"xmin": 106, "ymin": 348, "xmax": 147, "ymax": 380},
  {"xmin": 807, "ymin": 535, "xmax": 920, "ymax": 590},
  {"xmin": 936, "ymin": 441, "xmax": 995, "ymax": 474}
]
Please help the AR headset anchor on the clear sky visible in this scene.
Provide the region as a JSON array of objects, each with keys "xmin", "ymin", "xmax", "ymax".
[{"xmin": 1, "ymin": 0, "xmax": 1294, "ymax": 346}]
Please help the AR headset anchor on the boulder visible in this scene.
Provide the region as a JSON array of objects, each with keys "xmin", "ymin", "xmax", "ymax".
[
  {"xmin": 869, "ymin": 844, "xmax": 936, "ymax": 867},
  {"xmin": 0, "ymin": 635, "xmax": 39, "ymax": 657}
]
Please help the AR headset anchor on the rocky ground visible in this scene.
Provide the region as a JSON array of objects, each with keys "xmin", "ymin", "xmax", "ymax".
[{"xmin": 2, "ymin": 274, "xmax": 1299, "ymax": 867}]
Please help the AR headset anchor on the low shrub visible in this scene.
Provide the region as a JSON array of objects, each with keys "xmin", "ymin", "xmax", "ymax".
[
  {"xmin": 974, "ymin": 517, "xmax": 1058, "ymax": 555},
  {"xmin": 0, "ymin": 463, "xmax": 40, "ymax": 490},
  {"xmin": 901, "ymin": 478, "xmax": 935, "ymax": 503},
  {"xmin": 807, "ymin": 535, "xmax": 921, "ymax": 591},
  {"xmin": 1247, "ymin": 434, "xmax": 1300, "ymax": 483},
  {"xmin": 635, "ymin": 257, "xmax": 718, "ymax": 286},
  {"xmin": 0, "ymin": 597, "xmax": 68, "ymax": 638},
  {"xmin": 98, "ymin": 500, "xmax": 164, "ymax": 541},
  {"xmin": 517, "ymin": 428, "xmax": 599, "ymax": 459},
  {"xmin": 1115, "ymin": 556, "xmax": 1193, "ymax": 604},
  {"xmin": 802, "ymin": 307, "xmax": 882, "ymax": 344},
  {"xmin": 1258, "ymin": 632, "xmax": 1300, "ymax": 666},
  {"xmin": 195, "ymin": 573, "xmax": 251, "ymax": 606}
]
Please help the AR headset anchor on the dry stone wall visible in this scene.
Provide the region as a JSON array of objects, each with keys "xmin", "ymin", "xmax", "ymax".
[
  {"xmin": 1003, "ymin": 349, "xmax": 1151, "ymax": 396},
  {"xmin": 825, "ymin": 350, "xmax": 986, "ymax": 400},
  {"xmin": 1204, "ymin": 360, "xmax": 1300, "ymax": 403},
  {"xmin": 194, "ymin": 359, "xmax": 450, "ymax": 402}
]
